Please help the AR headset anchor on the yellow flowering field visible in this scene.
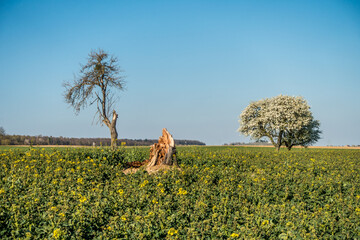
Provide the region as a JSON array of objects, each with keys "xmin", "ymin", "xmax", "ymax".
[{"xmin": 0, "ymin": 146, "xmax": 359, "ymax": 239}]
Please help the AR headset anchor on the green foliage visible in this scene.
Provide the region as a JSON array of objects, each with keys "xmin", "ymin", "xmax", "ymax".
[{"xmin": 1, "ymin": 146, "xmax": 359, "ymax": 239}]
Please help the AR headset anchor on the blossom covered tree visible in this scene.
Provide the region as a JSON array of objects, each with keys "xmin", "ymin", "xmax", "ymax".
[
  {"xmin": 63, "ymin": 49, "xmax": 125, "ymax": 148},
  {"xmin": 238, "ymin": 95, "xmax": 321, "ymax": 151}
]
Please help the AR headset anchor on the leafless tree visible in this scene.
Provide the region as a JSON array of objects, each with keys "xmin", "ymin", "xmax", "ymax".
[
  {"xmin": 63, "ymin": 49, "xmax": 125, "ymax": 148},
  {"xmin": 0, "ymin": 126, "xmax": 5, "ymax": 136}
]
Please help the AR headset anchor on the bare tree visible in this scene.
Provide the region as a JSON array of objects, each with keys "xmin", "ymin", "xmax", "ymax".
[
  {"xmin": 0, "ymin": 126, "xmax": 5, "ymax": 136},
  {"xmin": 63, "ymin": 49, "xmax": 125, "ymax": 148}
]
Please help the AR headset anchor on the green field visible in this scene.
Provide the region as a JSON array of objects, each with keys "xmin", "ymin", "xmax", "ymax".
[{"xmin": 1, "ymin": 146, "xmax": 359, "ymax": 239}]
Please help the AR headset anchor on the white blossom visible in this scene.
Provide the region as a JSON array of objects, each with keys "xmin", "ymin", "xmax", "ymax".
[{"xmin": 238, "ymin": 95, "xmax": 321, "ymax": 150}]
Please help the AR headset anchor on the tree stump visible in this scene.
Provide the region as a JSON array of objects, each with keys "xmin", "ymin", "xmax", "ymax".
[
  {"xmin": 124, "ymin": 128, "xmax": 178, "ymax": 172},
  {"xmin": 147, "ymin": 128, "xmax": 178, "ymax": 167}
]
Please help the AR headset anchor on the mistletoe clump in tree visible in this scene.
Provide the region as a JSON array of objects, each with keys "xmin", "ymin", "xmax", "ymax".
[
  {"xmin": 238, "ymin": 95, "xmax": 321, "ymax": 151},
  {"xmin": 64, "ymin": 49, "xmax": 125, "ymax": 148}
]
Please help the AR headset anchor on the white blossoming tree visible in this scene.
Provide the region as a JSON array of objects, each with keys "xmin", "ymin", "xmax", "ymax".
[{"xmin": 238, "ymin": 95, "xmax": 321, "ymax": 151}]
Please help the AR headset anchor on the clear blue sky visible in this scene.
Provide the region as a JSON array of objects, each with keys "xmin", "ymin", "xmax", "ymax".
[{"xmin": 1, "ymin": 0, "xmax": 359, "ymax": 145}]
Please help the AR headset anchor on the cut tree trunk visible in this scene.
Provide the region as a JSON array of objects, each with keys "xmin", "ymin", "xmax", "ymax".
[{"xmin": 147, "ymin": 128, "xmax": 178, "ymax": 167}]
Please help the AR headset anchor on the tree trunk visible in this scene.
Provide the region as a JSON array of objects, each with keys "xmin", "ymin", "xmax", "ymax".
[
  {"xmin": 147, "ymin": 128, "xmax": 178, "ymax": 167},
  {"xmin": 110, "ymin": 111, "xmax": 118, "ymax": 149},
  {"xmin": 103, "ymin": 110, "xmax": 118, "ymax": 149},
  {"xmin": 110, "ymin": 126, "xmax": 118, "ymax": 148},
  {"xmin": 276, "ymin": 130, "xmax": 283, "ymax": 152},
  {"xmin": 263, "ymin": 129, "xmax": 277, "ymax": 151},
  {"xmin": 284, "ymin": 141, "xmax": 293, "ymax": 151}
]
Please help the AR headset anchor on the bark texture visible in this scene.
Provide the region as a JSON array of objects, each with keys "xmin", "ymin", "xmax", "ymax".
[
  {"xmin": 147, "ymin": 128, "xmax": 177, "ymax": 167},
  {"xmin": 125, "ymin": 128, "xmax": 178, "ymax": 169},
  {"xmin": 103, "ymin": 110, "xmax": 118, "ymax": 148}
]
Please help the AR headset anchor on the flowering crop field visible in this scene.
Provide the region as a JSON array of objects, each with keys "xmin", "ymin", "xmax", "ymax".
[{"xmin": 1, "ymin": 146, "xmax": 360, "ymax": 239}]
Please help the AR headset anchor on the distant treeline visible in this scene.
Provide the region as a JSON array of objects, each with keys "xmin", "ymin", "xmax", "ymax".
[{"xmin": 0, "ymin": 135, "xmax": 206, "ymax": 146}]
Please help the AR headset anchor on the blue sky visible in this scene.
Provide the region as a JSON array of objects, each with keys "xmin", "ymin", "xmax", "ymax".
[{"xmin": 1, "ymin": 0, "xmax": 359, "ymax": 145}]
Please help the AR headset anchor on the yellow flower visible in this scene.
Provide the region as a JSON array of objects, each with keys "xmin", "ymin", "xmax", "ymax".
[
  {"xmin": 177, "ymin": 188, "xmax": 188, "ymax": 195},
  {"xmin": 262, "ymin": 220, "xmax": 269, "ymax": 225},
  {"xmin": 53, "ymin": 228, "xmax": 62, "ymax": 239},
  {"xmin": 79, "ymin": 196, "xmax": 87, "ymax": 203},
  {"xmin": 230, "ymin": 233, "xmax": 239, "ymax": 238},
  {"xmin": 152, "ymin": 198, "xmax": 158, "ymax": 204},
  {"xmin": 167, "ymin": 228, "xmax": 178, "ymax": 236},
  {"xmin": 121, "ymin": 216, "xmax": 127, "ymax": 221},
  {"xmin": 0, "ymin": 189, "xmax": 5, "ymax": 194},
  {"xmin": 117, "ymin": 189, "xmax": 124, "ymax": 195},
  {"xmin": 50, "ymin": 206, "xmax": 58, "ymax": 212},
  {"xmin": 140, "ymin": 180, "xmax": 149, "ymax": 188},
  {"xmin": 77, "ymin": 178, "xmax": 84, "ymax": 184}
]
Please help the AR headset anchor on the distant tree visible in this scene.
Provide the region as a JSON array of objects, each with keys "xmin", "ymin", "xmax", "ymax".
[
  {"xmin": 0, "ymin": 126, "xmax": 5, "ymax": 136},
  {"xmin": 238, "ymin": 95, "xmax": 321, "ymax": 151},
  {"xmin": 63, "ymin": 49, "xmax": 126, "ymax": 148}
]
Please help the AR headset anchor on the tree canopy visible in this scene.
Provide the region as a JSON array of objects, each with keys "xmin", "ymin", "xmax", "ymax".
[{"xmin": 238, "ymin": 95, "xmax": 321, "ymax": 150}]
